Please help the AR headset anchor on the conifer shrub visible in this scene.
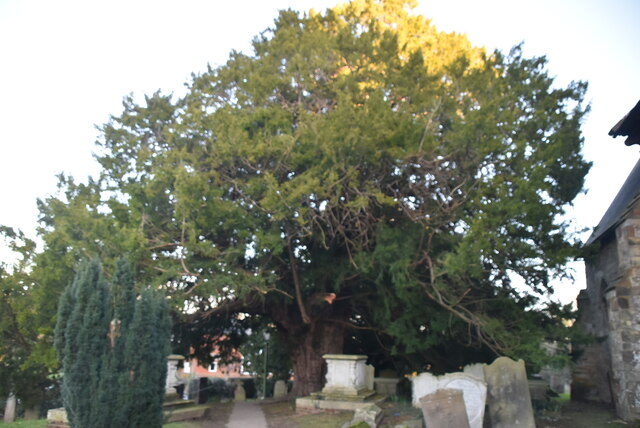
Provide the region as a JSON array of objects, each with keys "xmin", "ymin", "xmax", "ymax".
[{"xmin": 54, "ymin": 258, "xmax": 171, "ymax": 428}]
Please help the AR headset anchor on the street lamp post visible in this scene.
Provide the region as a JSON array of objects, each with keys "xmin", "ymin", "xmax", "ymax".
[{"xmin": 262, "ymin": 331, "xmax": 271, "ymax": 399}]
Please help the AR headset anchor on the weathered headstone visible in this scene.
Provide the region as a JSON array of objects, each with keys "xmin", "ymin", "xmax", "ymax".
[
  {"xmin": 420, "ymin": 388, "xmax": 470, "ymax": 428},
  {"xmin": 439, "ymin": 373, "xmax": 487, "ymax": 428},
  {"xmin": 528, "ymin": 379, "xmax": 549, "ymax": 402},
  {"xmin": 166, "ymin": 354, "xmax": 185, "ymax": 394},
  {"xmin": 463, "ymin": 363, "xmax": 486, "ymax": 381},
  {"xmin": 198, "ymin": 377, "xmax": 210, "ymax": 404},
  {"xmin": 24, "ymin": 405, "xmax": 40, "ymax": 420},
  {"xmin": 373, "ymin": 377, "xmax": 400, "ymax": 395},
  {"xmin": 234, "ymin": 382, "xmax": 246, "ymax": 401},
  {"xmin": 274, "ymin": 379, "xmax": 288, "ymax": 398},
  {"xmin": 379, "ymin": 368, "xmax": 397, "ymax": 378},
  {"xmin": 46, "ymin": 407, "xmax": 69, "ymax": 428},
  {"xmin": 412, "ymin": 372, "xmax": 486, "ymax": 428},
  {"xmin": 365, "ymin": 364, "xmax": 375, "ymax": 391},
  {"xmin": 483, "ymin": 357, "xmax": 535, "ymax": 428},
  {"xmin": 187, "ymin": 378, "xmax": 200, "ymax": 403},
  {"xmin": 412, "ymin": 372, "xmax": 440, "ymax": 406},
  {"xmin": 3, "ymin": 393, "xmax": 16, "ymax": 423}
]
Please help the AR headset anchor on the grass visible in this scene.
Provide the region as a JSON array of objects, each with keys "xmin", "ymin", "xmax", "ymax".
[
  {"xmin": 4, "ymin": 394, "xmax": 636, "ymax": 428},
  {"xmin": 163, "ymin": 422, "xmax": 203, "ymax": 428},
  {"xmin": 535, "ymin": 395, "xmax": 635, "ymax": 428},
  {"xmin": 0, "ymin": 401, "xmax": 233, "ymax": 428},
  {"xmin": 261, "ymin": 400, "xmax": 353, "ymax": 428},
  {"xmin": 0, "ymin": 420, "xmax": 46, "ymax": 427},
  {"xmin": 259, "ymin": 398, "xmax": 422, "ymax": 428},
  {"xmin": 0, "ymin": 419, "xmax": 197, "ymax": 428},
  {"xmin": 0, "ymin": 418, "xmax": 205, "ymax": 428}
]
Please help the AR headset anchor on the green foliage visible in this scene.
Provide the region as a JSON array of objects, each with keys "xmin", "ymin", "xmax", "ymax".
[
  {"xmin": 121, "ymin": 289, "xmax": 171, "ymax": 428},
  {"xmin": 54, "ymin": 258, "xmax": 170, "ymax": 428},
  {"xmin": 39, "ymin": 0, "xmax": 589, "ymax": 382},
  {"xmin": 0, "ymin": 420, "xmax": 47, "ymax": 427},
  {"xmin": 0, "ymin": 227, "xmax": 57, "ymax": 409}
]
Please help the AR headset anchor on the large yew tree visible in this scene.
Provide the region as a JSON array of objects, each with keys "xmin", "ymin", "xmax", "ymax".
[{"xmin": 38, "ymin": 0, "xmax": 590, "ymax": 395}]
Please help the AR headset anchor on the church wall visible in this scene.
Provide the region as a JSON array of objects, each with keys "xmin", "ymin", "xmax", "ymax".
[
  {"xmin": 609, "ymin": 200, "xmax": 640, "ymax": 421},
  {"xmin": 574, "ymin": 198, "xmax": 640, "ymax": 421}
]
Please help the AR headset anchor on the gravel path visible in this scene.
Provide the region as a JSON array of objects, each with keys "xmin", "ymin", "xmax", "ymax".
[{"xmin": 226, "ymin": 401, "xmax": 268, "ymax": 428}]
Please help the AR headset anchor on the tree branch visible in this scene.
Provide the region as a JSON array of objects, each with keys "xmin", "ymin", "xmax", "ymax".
[
  {"xmin": 187, "ymin": 291, "xmax": 263, "ymax": 322},
  {"xmin": 285, "ymin": 225, "xmax": 311, "ymax": 324}
]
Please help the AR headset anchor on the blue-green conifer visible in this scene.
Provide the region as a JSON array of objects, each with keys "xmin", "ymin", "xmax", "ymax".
[{"xmin": 55, "ymin": 259, "xmax": 170, "ymax": 428}]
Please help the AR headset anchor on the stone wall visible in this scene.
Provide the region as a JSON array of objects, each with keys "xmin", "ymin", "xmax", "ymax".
[
  {"xmin": 609, "ymin": 203, "xmax": 640, "ymax": 421},
  {"xmin": 573, "ymin": 232, "xmax": 616, "ymax": 405},
  {"xmin": 575, "ymin": 198, "xmax": 640, "ymax": 421}
]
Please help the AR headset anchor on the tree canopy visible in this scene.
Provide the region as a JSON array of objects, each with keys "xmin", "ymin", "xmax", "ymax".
[
  {"xmin": 36, "ymin": 0, "xmax": 590, "ymax": 395},
  {"xmin": 0, "ymin": 226, "xmax": 59, "ymax": 415}
]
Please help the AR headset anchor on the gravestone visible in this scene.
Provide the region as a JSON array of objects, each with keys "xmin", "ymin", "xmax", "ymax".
[
  {"xmin": 365, "ymin": 364, "xmax": 375, "ymax": 391},
  {"xmin": 439, "ymin": 373, "xmax": 487, "ymax": 428},
  {"xmin": 3, "ymin": 393, "xmax": 16, "ymax": 423},
  {"xmin": 374, "ymin": 377, "xmax": 400, "ymax": 395},
  {"xmin": 166, "ymin": 354, "xmax": 185, "ymax": 394},
  {"xmin": 420, "ymin": 388, "xmax": 470, "ymax": 428},
  {"xmin": 528, "ymin": 379, "xmax": 549, "ymax": 402},
  {"xmin": 379, "ymin": 368, "xmax": 397, "ymax": 378},
  {"xmin": 24, "ymin": 405, "xmax": 40, "ymax": 420},
  {"xmin": 412, "ymin": 372, "xmax": 440, "ymax": 407},
  {"xmin": 198, "ymin": 377, "xmax": 210, "ymax": 404},
  {"xmin": 464, "ymin": 363, "xmax": 486, "ymax": 381},
  {"xmin": 234, "ymin": 382, "xmax": 246, "ymax": 401},
  {"xmin": 187, "ymin": 378, "xmax": 200, "ymax": 403},
  {"xmin": 274, "ymin": 380, "xmax": 288, "ymax": 398},
  {"xmin": 483, "ymin": 357, "xmax": 535, "ymax": 428},
  {"xmin": 412, "ymin": 372, "xmax": 487, "ymax": 428},
  {"xmin": 46, "ymin": 408, "xmax": 69, "ymax": 428}
]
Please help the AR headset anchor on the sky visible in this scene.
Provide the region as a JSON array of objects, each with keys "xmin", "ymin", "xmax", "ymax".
[{"xmin": 1, "ymin": 0, "xmax": 639, "ymax": 305}]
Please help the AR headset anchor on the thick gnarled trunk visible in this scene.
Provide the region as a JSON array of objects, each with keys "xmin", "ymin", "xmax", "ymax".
[{"xmin": 290, "ymin": 321, "xmax": 345, "ymax": 397}]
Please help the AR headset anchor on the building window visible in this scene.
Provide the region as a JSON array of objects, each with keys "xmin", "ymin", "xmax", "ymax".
[{"xmin": 209, "ymin": 360, "xmax": 219, "ymax": 373}]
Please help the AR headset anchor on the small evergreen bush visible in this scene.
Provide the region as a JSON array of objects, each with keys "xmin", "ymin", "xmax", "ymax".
[{"xmin": 54, "ymin": 258, "xmax": 170, "ymax": 428}]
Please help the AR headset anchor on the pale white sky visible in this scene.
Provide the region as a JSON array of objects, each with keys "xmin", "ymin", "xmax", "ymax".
[{"xmin": 1, "ymin": 0, "xmax": 639, "ymax": 304}]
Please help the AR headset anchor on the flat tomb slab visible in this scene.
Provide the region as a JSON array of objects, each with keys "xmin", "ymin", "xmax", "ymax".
[
  {"xmin": 296, "ymin": 394, "xmax": 387, "ymax": 412},
  {"xmin": 310, "ymin": 389, "xmax": 377, "ymax": 402}
]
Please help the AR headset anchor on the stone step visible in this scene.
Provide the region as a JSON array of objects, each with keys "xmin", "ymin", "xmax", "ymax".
[
  {"xmin": 163, "ymin": 404, "xmax": 210, "ymax": 423},
  {"xmin": 296, "ymin": 393, "xmax": 388, "ymax": 412},
  {"xmin": 310, "ymin": 389, "xmax": 377, "ymax": 402},
  {"xmin": 163, "ymin": 399, "xmax": 197, "ymax": 408}
]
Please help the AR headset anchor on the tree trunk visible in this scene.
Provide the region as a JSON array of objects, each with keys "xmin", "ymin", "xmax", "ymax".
[
  {"xmin": 3, "ymin": 393, "xmax": 16, "ymax": 423},
  {"xmin": 290, "ymin": 320, "xmax": 346, "ymax": 397}
]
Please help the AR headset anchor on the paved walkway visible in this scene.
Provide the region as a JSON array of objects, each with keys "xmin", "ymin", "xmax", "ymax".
[{"xmin": 226, "ymin": 401, "xmax": 268, "ymax": 428}]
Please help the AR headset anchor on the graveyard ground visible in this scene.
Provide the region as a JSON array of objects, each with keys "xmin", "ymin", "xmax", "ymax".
[
  {"xmin": 0, "ymin": 396, "xmax": 637, "ymax": 427},
  {"xmin": 535, "ymin": 399, "xmax": 633, "ymax": 428},
  {"xmin": 164, "ymin": 396, "xmax": 637, "ymax": 428}
]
